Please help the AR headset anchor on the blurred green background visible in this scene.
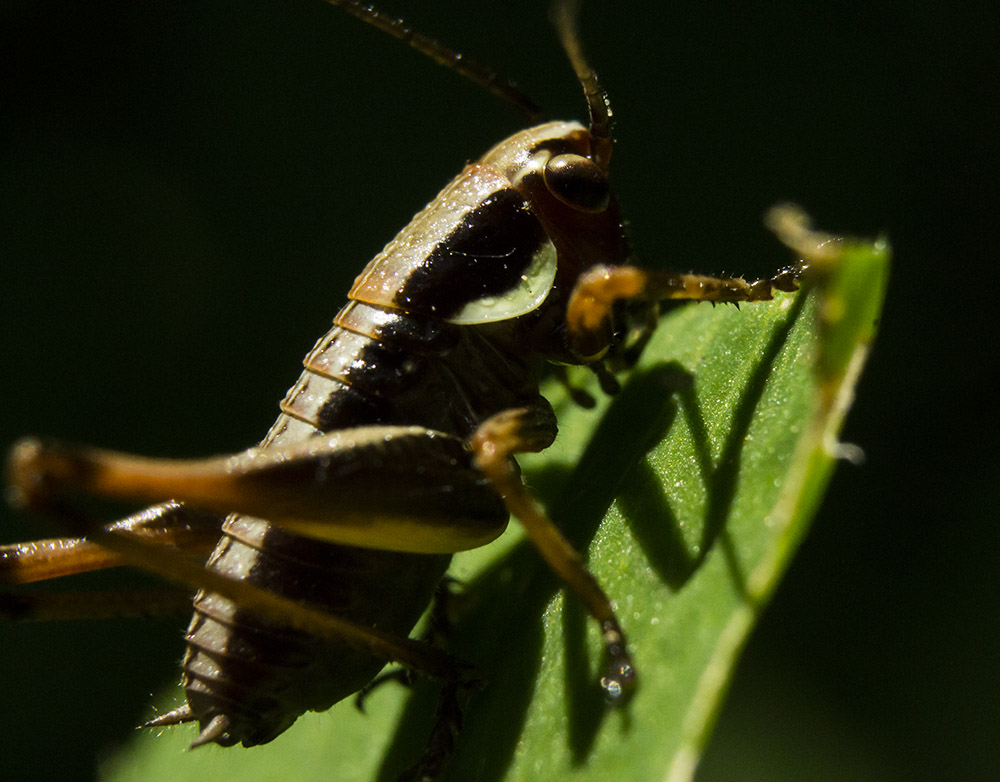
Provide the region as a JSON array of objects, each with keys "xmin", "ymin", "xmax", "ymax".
[{"xmin": 1, "ymin": 1, "xmax": 995, "ymax": 780}]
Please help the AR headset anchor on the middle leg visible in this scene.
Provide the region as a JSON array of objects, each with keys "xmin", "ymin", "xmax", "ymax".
[{"xmin": 469, "ymin": 405, "xmax": 636, "ymax": 700}]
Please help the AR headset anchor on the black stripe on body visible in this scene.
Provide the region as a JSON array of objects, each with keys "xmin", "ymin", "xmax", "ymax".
[
  {"xmin": 284, "ymin": 303, "xmax": 464, "ymax": 431},
  {"xmin": 280, "ymin": 298, "xmax": 546, "ymax": 439},
  {"xmin": 305, "ymin": 328, "xmax": 426, "ymax": 399},
  {"xmin": 396, "ymin": 188, "xmax": 547, "ymax": 319},
  {"xmin": 334, "ymin": 302, "xmax": 458, "ymax": 355},
  {"xmin": 280, "ymin": 369, "xmax": 388, "ymax": 429}
]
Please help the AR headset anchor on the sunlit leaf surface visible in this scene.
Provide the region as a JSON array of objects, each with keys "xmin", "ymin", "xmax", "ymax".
[{"xmin": 104, "ymin": 233, "xmax": 889, "ymax": 782}]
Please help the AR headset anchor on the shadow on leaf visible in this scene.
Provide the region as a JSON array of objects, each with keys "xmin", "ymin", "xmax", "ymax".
[{"xmin": 378, "ymin": 291, "xmax": 808, "ymax": 780}]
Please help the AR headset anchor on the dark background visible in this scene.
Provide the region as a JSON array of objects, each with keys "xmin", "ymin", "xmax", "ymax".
[{"xmin": 1, "ymin": 1, "xmax": 995, "ymax": 780}]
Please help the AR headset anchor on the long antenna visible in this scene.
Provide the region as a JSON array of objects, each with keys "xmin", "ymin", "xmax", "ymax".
[
  {"xmin": 550, "ymin": 0, "xmax": 614, "ymax": 170},
  {"xmin": 321, "ymin": 0, "xmax": 544, "ymax": 122}
]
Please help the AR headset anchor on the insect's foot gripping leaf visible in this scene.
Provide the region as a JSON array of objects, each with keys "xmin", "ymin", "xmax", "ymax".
[{"xmin": 599, "ymin": 620, "xmax": 637, "ymax": 702}]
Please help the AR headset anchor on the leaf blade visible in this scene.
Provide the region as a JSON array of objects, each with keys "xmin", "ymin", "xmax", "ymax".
[{"xmin": 104, "ymin": 233, "xmax": 889, "ymax": 782}]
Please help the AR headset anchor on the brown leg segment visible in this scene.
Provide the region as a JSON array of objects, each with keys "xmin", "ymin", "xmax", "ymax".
[
  {"xmin": 470, "ymin": 406, "xmax": 636, "ymax": 701},
  {"xmin": 566, "ymin": 264, "xmax": 801, "ymax": 359},
  {"xmin": 5, "ymin": 427, "xmax": 507, "ymax": 555},
  {"xmin": 0, "ymin": 501, "xmax": 220, "ymax": 585},
  {"xmin": 2, "ymin": 502, "xmax": 222, "ymax": 622}
]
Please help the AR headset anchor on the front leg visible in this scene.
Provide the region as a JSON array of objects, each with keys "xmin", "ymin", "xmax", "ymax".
[{"xmin": 566, "ymin": 264, "xmax": 801, "ymax": 360}]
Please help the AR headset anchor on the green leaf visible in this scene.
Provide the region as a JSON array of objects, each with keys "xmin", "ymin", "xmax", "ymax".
[{"xmin": 103, "ymin": 229, "xmax": 889, "ymax": 782}]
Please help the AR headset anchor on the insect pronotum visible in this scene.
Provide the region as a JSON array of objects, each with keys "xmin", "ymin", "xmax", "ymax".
[{"xmin": 1, "ymin": 0, "xmax": 801, "ymax": 776}]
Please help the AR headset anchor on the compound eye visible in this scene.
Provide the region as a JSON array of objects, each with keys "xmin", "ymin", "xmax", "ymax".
[{"xmin": 542, "ymin": 153, "xmax": 611, "ymax": 212}]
